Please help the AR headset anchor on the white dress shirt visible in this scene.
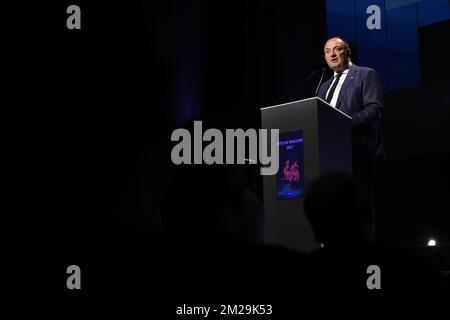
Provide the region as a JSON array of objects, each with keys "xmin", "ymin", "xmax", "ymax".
[{"xmin": 325, "ymin": 61, "xmax": 352, "ymax": 108}]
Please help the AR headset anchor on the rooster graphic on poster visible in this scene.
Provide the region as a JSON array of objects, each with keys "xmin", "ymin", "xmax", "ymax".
[{"xmin": 282, "ymin": 160, "xmax": 301, "ymax": 186}]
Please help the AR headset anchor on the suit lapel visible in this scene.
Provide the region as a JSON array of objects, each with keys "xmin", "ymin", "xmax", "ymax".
[
  {"xmin": 336, "ymin": 64, "xmax": 356, "ymax": 110},
  {"xmin": 319, "ymin": 78, "xmax": 333, "ymax": 100}
]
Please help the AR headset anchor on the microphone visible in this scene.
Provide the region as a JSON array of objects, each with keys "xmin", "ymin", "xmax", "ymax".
[
  {"xmin": 272, "ymin": 69, "xmax": 318, "ymax": 105},
  {"xmin": 314, "ymin": 67, "xmax": 327, "ymax": 96}
]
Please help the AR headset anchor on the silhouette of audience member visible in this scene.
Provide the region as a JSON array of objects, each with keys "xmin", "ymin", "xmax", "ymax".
[
  {"xmin": 304, "ymin": 172, "xmax": 373, "ymax": 247},
  {"xmin": 303, "ymin": 172, "xmax": 441, "ymax": 298}
]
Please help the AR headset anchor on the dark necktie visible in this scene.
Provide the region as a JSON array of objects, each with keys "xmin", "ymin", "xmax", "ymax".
[{"xmin": 325, "ymin": 73, "xmax": 342, "ymax": 103}]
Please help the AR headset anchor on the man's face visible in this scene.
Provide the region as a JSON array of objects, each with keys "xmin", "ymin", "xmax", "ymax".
[{"xmin": 324, "ymin": 38, "xmax": 349, "ymax": 73}]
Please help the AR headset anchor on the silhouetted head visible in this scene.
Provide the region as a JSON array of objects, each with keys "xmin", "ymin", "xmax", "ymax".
[{"xmin": 304, "ymin": 172, "xmax": 372, "ymax": 246}]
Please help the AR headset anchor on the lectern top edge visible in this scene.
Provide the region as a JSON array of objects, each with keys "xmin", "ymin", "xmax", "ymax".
[
  {"xmin": 260, "ymin": 96, "xmax": 320, "ymax": 111},
  {"xmin": 315, "ymin": 97, "xmax": 352, "ymax": 119},
  {"xmin": 260, "ymin": 96, "xmax": 352, "ymax": 120}
]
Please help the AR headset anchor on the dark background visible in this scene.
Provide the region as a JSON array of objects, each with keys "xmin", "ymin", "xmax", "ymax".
[{"xmin": 3, "ymin": 0, "xmax": 449, "ymax": 296}]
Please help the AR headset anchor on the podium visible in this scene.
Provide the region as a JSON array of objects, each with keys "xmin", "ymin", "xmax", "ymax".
[{"xmin": 260, "ymin": 97, "xmax": 352, "ymax": 253}]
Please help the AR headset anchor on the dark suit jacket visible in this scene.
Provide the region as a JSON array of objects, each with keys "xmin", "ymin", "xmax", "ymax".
[{"xmin": 317, "ymin": 63, "xmax": 386, "ymax": 160}]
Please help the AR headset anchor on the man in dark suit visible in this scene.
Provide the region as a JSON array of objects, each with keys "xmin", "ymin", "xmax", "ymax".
[{"xmin": 317, "ymin": 37, "xmax": 386, "ymax": 240}]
